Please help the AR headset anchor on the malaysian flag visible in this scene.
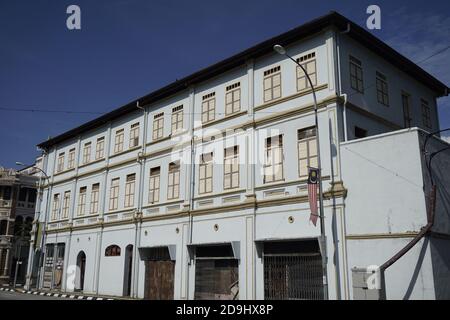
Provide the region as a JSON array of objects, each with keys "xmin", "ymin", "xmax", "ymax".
[{"xmin": 308, "ymin": 167, "xmax": 320, "ymax": 226}]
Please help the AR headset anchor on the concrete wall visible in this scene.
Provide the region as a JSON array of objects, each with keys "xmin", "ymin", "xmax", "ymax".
[{"xmin": 341, "ymin": 128, "xmax": 450, "ymax": 299}]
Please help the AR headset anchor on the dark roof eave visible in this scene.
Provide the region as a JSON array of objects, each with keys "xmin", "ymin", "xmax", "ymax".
[{"xmin": 37, "ymin": 11, "xmax": 448, "ymax": 150}]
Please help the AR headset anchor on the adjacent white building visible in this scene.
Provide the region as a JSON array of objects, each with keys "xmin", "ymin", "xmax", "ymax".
[{"xmin": 25, "ymin": 12, "xmax": 450, "ymax": 300}]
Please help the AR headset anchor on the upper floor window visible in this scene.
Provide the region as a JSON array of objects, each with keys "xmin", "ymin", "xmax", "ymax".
[
  {"xmin": 109, "ymin": 178, "xmax": 120, "ymax": 211},
  {"xmin": 202, "ymin": 92, "xmax": 216, "ymax": 123},
  {"xmin": 62, "ymin": 191, "xmax": 71, "ymax": 219},
  {"xmin": 376, "ymin": 71, "xmax": 389, "ymax": 106},
  {"xmin": 153, "ymin": 112, "xmax": 164, "ymax": 140},
  {"xmin": 28, "ymin": 189, "xmax": 37, "ymax": 203},
  {"xmin": 149, "ymin": 167, "xmax": 161, "ymax": 204},
  {"xmin": 263, "ymin": 66, "xmax": 281, "ymax": 102},
  {"xmin": 171, "ymin": 105, "xmax": 184, "ymax": 133},
  {"xmin": 129, "ymin": 123, "xmax": 140, "ymax": 148},
  {"xmin": 18, "ymin": 188, "xmax": 27, "ymax": 203},
  {"xmin": 402, "ymin": 92, "xmax": 412, "ymax": 128},
  {"xmin": 77, "ymin": 187, "xmax": 87, "ymax": 216},
  {"xmin": 421, "ymin": 99, "xmax": 432, "ymax": 129},
  {"xmin": 224, "ymin": 146, "xmax": 239, "ymax": 190},
  {"xmin": 83, "ymin": 142, "xmax": 91, "ymax": 164},
  {"xmin": 57, "ymin": 153, "xmax": 65, "ymax": 173},
  {"xmin": 68, "ymin": 148, "xmax": 76, "ymax": 169},
  {"xmin": 1, "ymin": 186, "xmax": 11, "ymax": 200},
  {"xmin": 51, "ymin": 194, "xmax": 61, "ymax": 220},
  {"xmin": 199, "ymin": 152, "xmax": 213, "ymax": 194},
  {"xmin": 105, "ymin": 245, "xmax": 121, "ymax": 257},
  {"xmin": 167, "ymin": 162, "xmax": 180, "ymax": 200},
  {"xmin": 114, "ymin": 129, "xmax": 124, "ymax": 154},
  {"xmin": 0, "ymin": 220, "xmax": 7, "ymax": 235},
  {"xmin": 96, "ymin": 137, "xmax": 105, "ymax": 160},
  {"xmin": 225, "ymin": 82, "xmax": 241, "ymax": 115},
  {"xmin": 90, "ymin": 183, "xmax": 100, "ymax": 214},
  {"xmin": 264, "ymin": 135, "xmax": 284, "ymax": 183},
  {"xmin": 349, "ymin": 55, "xmax": 364, "ymax": 93},
  {"xmin": 124, "ymin": 173, "xmax": 136, "ymax": 208},
  {"xmin": 296, "ymin": 53, "xmax": 317, "ymax": 91},
  {"xmin": 297, "ymin": 128, "xmax": 317, "ymax": 178}
]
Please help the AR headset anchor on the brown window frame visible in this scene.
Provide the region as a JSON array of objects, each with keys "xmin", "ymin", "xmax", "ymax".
[
  {"xmin": 153, "ymin": 113, "xmax": 164, "ymax": 141},
  {"xmin": 376, "ymin": 71, "xmax": 389, "ymax": 106},
  {"xmin": 95, "ymin": 137, "xmax": 105, "ymax": 160},
  {"xmin": 201, "ymin": 92, "xmax": 216, "ymax": 123},
  {"xmin": 90, "ymin": 183, "xmax": 100, "ymax": 214},
  {"xmin": 171, "ymin": 105, "xmax": 184, "ymax": 134},
  {"xmin": 124, "ymin": 173, "xmax": 136, "ymax": 208},
  {"xmin": 129, "ymin": 122, "xmax": 140, "ymax": 148},
  {"xmin": 263, "ymin": 66, "xmax": 282, "ymax": 103},
  {"xmin": 199, "ymin": 152, "xmax": 213, "ymax": 194},
  {"xmin": 349, "ymin": 55, "xmax": 364, "ymax": 93},
  {"xmin": 109, "ymin": 178, "xmax": 120, "ymax": 211},
  {"xmin": 225, "ymin": 82, "xmax": 241, "ymax": 115},
  {"xmin": 402, "ymin": 92, "xmax": 412, "ymax": 128},
  {"xmin": 224, "ymin": 146, "xmax": 239, "ymax": 190},
  {"xmin": 421, "ymin": 99, "xmax": 432, "ymax": 129},
  {"xmin": 77, "ymin": 186, "xmax": 87, "ymax": 216},
  {"xmin": 264, "ymin": 135, "xmax": 284, "ymax": 184},
  {"xmin": 167, "ymin": 162, "xmax": 180, "ymax": 200},
  {"xmin": 296, "ymin": 53, "xmax": 317, "ymax": 92},
  {"xmin": 114, "ymin": 129, "xmax": 124, "ymax": 154},
  {"xmin": 149, "ymin": 167, "xmax": 161, "ymax": 204},
  {"xmin": 297, "ymin": 128, "xmax": 318, "ymax": 179}
]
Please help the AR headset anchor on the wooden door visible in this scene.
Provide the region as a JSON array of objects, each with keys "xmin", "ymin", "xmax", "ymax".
[{"xmin": 144, "ymin": 260, "xmax": 175, "ymax": 300}]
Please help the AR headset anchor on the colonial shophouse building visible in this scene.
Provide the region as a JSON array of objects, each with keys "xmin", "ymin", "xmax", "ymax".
[
  {"xmin": 26, "ymin": 12, "xmax": 450, "ymax": 299},
  {"xmin": 0, "ymin": 166, "xmax": 38, "ymax": 286}
]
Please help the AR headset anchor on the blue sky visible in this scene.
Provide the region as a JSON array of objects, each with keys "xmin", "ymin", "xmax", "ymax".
[{"xmin": 0, "ymin": 0, "xmax": 449, "ymax": 168}]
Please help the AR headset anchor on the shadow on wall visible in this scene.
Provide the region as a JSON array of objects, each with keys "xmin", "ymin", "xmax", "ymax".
[
  {"xmin": 402, "ymin": 237, "xmax": 429, "ymax": 300},
  {"xmin": 419, "ymin": 131, "xmax": 450, "ymax": 299},
  {"xmin": 430, "ymin": 237, "xmax": 450, "ymax": 300}
]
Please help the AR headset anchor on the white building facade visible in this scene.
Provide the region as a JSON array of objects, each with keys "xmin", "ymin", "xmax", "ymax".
[{"xmin": 25, "ymin": 12, "xmax": 449, "ymax": 300}]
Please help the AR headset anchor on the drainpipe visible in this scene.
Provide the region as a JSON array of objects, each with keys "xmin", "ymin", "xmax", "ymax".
[
  {"xmin": 336, "ymin": 23, "xmax": 350, "ymax": 142},
  {"xmin": 187, "ymin": 87, "xmax": 196, "ymax": 300},
  {"xmin": 95, "ymin": 122, "xmax": 111, "ymax": 294},
  {"xmin": 342, "ymin": 93, "xmax": 348, "ymax": 142},
  {"xmin": 133, "ymin": 100, "xmax": 147, "ymax": 298}
]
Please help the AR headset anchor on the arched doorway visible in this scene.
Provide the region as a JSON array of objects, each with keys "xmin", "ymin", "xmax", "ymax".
[
  {"xmin": 75, "ymin": 251, "xmax": 86, "ymax": 291},
  {"xmin": 123, "ymin": 245, "xmax": 133, "ymax": 296}
]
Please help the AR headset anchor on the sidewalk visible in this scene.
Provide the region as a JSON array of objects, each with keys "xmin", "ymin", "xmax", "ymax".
[{"xmin": 0, "ymin": 286, "xmax": 126, "ymax": 300}]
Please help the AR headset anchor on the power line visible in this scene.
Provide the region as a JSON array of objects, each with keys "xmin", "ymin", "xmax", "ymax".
[{"xmin": 417, "ymin": 45, "xmax": 450, "ymax": 64}]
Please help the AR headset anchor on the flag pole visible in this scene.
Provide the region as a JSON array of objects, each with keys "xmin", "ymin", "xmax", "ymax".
[{"xmin": 273, "ymin": 45, "xmax": 328, "ymax": 299}]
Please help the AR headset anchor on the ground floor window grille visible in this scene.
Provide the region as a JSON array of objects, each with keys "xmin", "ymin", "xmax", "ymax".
[{"xmin": 263, "ymin": 240, "xmax": 324, "ymax": 300}]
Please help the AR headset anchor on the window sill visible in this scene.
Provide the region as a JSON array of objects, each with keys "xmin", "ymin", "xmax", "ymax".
[
  {"xmin": 142, "ymin": 199, "xmax": 184, "ymax": 209},
  {"xmin": 53, "ymin": 167, "xmax": 75, "ymax": 177},
  {"xmin": 195, "ymin": 110, "xmax": 247, "ymax": 130},
  {"xmin": 78, "ymin": 157, "xmax": 106, "ymax": 169},
  {"xmin": 255, "ymin": 84, "xmax": 328, "ymax": 112},
  {"xmin": 104, "ymin": 208, "xmax": 135, "ymax": 215},
  {"xmin": 72, "ymin": 214, "xmax": 99, "ymax": 220},
  {"xmin": 146, "ymin": 135, "xmax": 171, "ymax": 146},
  {"xmin": 109, "ymin": 145, "xmax": 142, "ymax": 159},
  {"xmin": 194, "ymin": 188, "xmax": 246, "ymax": 201}
]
